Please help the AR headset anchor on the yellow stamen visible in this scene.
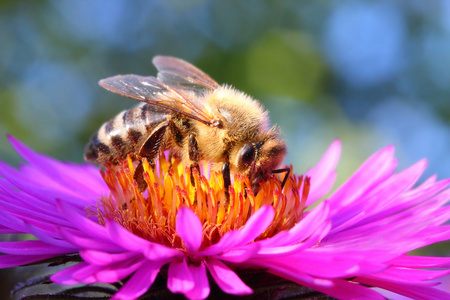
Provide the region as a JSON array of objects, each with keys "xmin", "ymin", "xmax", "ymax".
[{"xmin": 92, "ymin": 155, "xmax": 310, "ymax": 251}]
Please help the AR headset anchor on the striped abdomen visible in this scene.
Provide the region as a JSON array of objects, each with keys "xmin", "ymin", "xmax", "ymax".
[{"xmin": 84, "ymin": 103, "xmax": 169, "ymax": 165}]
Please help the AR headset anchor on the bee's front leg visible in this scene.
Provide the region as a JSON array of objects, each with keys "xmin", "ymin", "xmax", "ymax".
[
  {"xmin": 272, "ymin": 167, "xmax": 291, "ymax": 189},
  {"xmin": 188, "ymin": 133, "xmax": 201, "ymax": 184}
]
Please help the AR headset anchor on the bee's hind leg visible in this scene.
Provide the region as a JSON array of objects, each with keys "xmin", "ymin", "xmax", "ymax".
[
  {"xmin": 221, "ymin": 162, "xmax": 231, "ymax": 200},
  {"xmin": 133, "ymin": 161, "xmax": 147, "ymax": 192},
  {"xmin": 188, "ymin": 133, "xmax": 201, "ymax": 185},
  {"xmin": 135, "ymin": 122, "xmax": 170, "ymax": 192}
]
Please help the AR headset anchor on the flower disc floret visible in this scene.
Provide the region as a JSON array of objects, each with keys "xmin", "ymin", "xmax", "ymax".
[{"xmin": 95, "ymin": 155, "xmax": 311, "ymax": 252}]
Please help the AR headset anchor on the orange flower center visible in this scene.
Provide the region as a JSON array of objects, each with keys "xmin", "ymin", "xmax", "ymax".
[{"xmin": 91, "ymin": 155, "xmax": 310, "ymax": 251}]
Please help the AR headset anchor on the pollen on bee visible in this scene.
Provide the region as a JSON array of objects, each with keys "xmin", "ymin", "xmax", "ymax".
[{"xmin": 91, "ymin": 154, "xmax": 310, "ymax": 251}]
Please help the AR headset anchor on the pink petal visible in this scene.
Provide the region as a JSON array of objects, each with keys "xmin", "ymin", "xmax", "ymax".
[
  {"xmin": 24, "ymin": 221, "xmax": 76, "ymax": 249},
  {"xmin": 168, "ymin": 258, "xmax": 194, "ymax": 293},
  {"xmin": 0, "ymin": 228, "xmax": 21, "ymax": 234},
  {"xmin": 330, "ymin": 159, "xmax": 428, "ymax": 233},
  {"xmin": 254, "ymin": 221, "xmax": 332, "ymax": 257},
  {"xmin": 0, "ymin": 161, "xmax": 91, "ymax": 208},
  {"xmin": 305, "ymin": 140, "xmax": 341, "ymax": 205},
  {"xmin": 80, "ymin": 249, "xmax": 139, "ymax": 266},
  {"xmin": 357, "ymin": 276, "xmax": 450, "ymax": 300},
  {"xmin": 258, "ymin": 251, "xmax": 386, "ymax": 278},
  {"xmin": 314, "ymin": 278, "xmax": 385, "ymax": 300},
  {"xmin": 390, "ymin": 255, "xmax": 450, "ymax": 268},
  {"xmin": 56, "ymin": 199, "xmax": 109, "ymax": 241},
  {"xmin": 185, "ymin": 262, "xmax": 210, "ymax": 300},
  {"xmin": 51, "ymin": 263, "xmax": 89, "ymax": 285},
  {"xmin": 217, "ymin": 243, "xmax": 261, "ymax": 263},
  {"xmin": 57, "ymin": 227, "xmax": 122, "ymax": 252},
  {"xmin": 8, "ymin": 136, "xmax": 108, "ymax": 199},
  {"xmin": 260, "ymin": 201, "xmax": 330, "ymax": 247},
  {"xmin": 411, "ymin": 179, "xmax": 450, "ymax": 208},
  {"xmin": 372, "ymin": 267, "xmax": 450, "ymax": 284},
  {"xmin": 105, "ymin": 220, "xmax": 182, "ymax": 260},
  {"xmin": 60, "ymin": 261, "xmax": 146, "ymax": 286},
  {"xmin": 105, "ymin": 220, "xmax": 154, "ymax": 251},
  {"xmin": 328, "ymin": 146, "xmax": 397, "ymax": 214},
  {"xmin": 1, "ymin": 202, "xmax": 66, "ymax": 228},
  {"xmin": 176, "ymin": 207, "xmax": 202, "ymax": 253},
  {"xmin": 0, "ymin": 240, "xmax": 72, "ymax": 255},
  {"xmin": 72, "ymin": 263, "xmax": 102, "ymax": 284},
  {"xmin": 199, "ymin": 206, "xmax": 274, "ymax": 256},
  {"xmin": 206, "ymin": 259, "xmax": 252, "ymax": 295},
  {"xmin": 10, "ymin": 215, "xmax": 59, "ymax": 235},
  {"xmin": 0, "ymin": 254, "xmax": 55, "ymax": 268},
  {"xmin": 111, "ymin": 260, "xmax": 164, "ymax": 300},
  {"xmin": 197, "ymin": 231, "xmax": 239, "ymax": 256},
  {"xmin": 258, "ymin": 260, "xmax": 385, "ymax": 300},
  {"xmin": 373, "ymin": 159, "xmax": 427, "ymax": 205},
  {"xmin": 0, "ymin": 181, "xmax": 62, "ymax": 220},
  {"xmin": 234, "ymin": 205, "xmax": 274, "ymax": 244},
  {"xmin": 0, "ymin": 209, "xmax": 26, "ymax": 232},
  {"xmin": 95, "ymin": 260, "xmax": 145, "ymax": 283}
]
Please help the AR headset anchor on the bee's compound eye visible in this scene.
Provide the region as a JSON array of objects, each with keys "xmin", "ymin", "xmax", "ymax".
[{"xmin": 238, "ymin": 143, "xmax": 257, "ymax": 168}]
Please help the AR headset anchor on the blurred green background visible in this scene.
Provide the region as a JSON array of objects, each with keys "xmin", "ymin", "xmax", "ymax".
[{"xmin": 1, "ymin": 0, "xmax": 450, "ymax": 298}]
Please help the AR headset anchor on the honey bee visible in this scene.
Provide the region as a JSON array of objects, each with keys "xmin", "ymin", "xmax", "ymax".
[{"xmin": 85, "ymin": 56, "xmax": 287, "ymax": 191}]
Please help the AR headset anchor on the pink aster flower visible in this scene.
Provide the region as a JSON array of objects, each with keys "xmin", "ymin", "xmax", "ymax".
[{"xmin": 1, "ymin": 136, "xmax": 450, "ymax": 299}]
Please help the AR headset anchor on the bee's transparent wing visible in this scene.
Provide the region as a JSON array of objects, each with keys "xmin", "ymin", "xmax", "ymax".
[
  {"xmin": 99, "ymin": 75, "xmax": 218, "ymax": 126},
  {"xmin": 153, "ymin": 56, "xmax": 220, "ymax": 91}
]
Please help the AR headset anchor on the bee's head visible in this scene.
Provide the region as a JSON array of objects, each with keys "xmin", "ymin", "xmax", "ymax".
[{"xmin": 234, "ymin": 137, "xmax": 286, "ymax": 186}]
